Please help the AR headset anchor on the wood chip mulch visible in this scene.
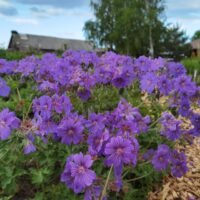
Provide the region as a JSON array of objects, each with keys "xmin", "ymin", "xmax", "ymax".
[{"xmin": 148, "ymin": 137, "xmax": 200, "ymax": 200}]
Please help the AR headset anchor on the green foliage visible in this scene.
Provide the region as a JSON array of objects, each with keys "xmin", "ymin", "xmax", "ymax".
[
  {"xmin": 192, "ymin": 30, "xmax": 200, "ymax": 41},
  {"xmin": 84, "ymin": 0, "xmax": 189, "ymax": 58},
  {"xmin": 0, "ymin": 49, "xmax": 28, "ymax": 60},
  {"xmin": 182, "ymin": 58, "xmax": 200, "ymax": 84},
  {"xmin": 0, "ymin": 76, "xmax": 38, "ymax": 118},
  {"xmin": 0, "ymin": 132, "xmax": 81, "ymax": 200},
  {"xmin": 84, "ymin": 0, "xmax": 165, "ymax": 56}
]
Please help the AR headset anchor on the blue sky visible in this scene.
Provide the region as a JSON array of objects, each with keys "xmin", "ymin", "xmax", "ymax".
[{"xmin": 0, "ymin": 0, "xmax": 200, "ymax": 48}]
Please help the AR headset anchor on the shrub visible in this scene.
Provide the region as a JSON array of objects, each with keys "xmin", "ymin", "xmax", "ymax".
[
  {"xmin": 0, "ymin": 51, "xmax": 199, "ymax": 200},
  {"xmin": 182, "ymin": 57, "xmax": 200, "ymax": 84}
]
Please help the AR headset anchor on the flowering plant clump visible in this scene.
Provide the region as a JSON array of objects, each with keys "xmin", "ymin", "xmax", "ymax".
[{"xmin": 0, "ymin": 51, "xmax": 199, "ymax": 199}]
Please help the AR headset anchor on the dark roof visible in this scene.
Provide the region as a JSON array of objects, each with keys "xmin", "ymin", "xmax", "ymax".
[{"xmin": 8, "ymin": 30, "xmax": 95, "ymax": 51}]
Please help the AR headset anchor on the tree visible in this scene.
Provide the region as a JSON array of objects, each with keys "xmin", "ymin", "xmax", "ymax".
[
  {"xmin": 192, "ymin": 30, "xmax": 200, "ymax": 41},
  {"xmin": 84, "ymin": 0, "xmax": 165, "ymax": 56},
  {"xmin": 84, "ymin": 0, "xmax": 189, "ymax": 59},
  {"xmin": 157, "ymin": 24, "xmax": 190, "ymax": 60}
]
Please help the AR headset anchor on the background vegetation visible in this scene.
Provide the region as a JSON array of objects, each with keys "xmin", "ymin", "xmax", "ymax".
[{"xmin": 84, "ymin": 0, "xmax": 190, "ymax": 60}]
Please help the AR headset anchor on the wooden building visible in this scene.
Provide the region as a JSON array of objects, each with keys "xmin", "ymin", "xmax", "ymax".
[
  {"xmin": 8, "ymin": 30, "xmax": 95, "ymax": 52},
  {"xmin": 191, "ymin": 39, "xmax": 200, "ymax": 57}
]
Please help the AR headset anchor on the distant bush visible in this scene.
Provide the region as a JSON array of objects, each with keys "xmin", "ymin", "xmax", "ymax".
[
  {"xmin": 182, "ymin": 58, "xmax": 200, "ymax": 84},
  {"xmin": 0, "ymin": 49, "xmax": 28, "ymax": 60}
]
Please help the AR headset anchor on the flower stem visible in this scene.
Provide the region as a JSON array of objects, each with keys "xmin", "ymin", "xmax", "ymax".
[{"xmin": 99, "ymin": 165, "xmax": 113, "ymax": 200}]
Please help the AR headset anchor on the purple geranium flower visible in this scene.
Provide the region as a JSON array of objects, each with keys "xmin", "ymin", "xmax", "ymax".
[
  {"xmin": 61, "ymin": 153, "xmax": 96, "ymax": 193},
  {"xmin": 85, "ymin": 113, "xmax": 105, "ymax": 133},
  {"xmin": 104, "ymin": 136, "xmax": 137, "ymax": 176},
  {"xmin": 84, "ymin": 185, "xmax": 102, "ymax": 200},
  {"xmin": 173, "ymin": 75, "xmax": 196, "ymax": 97},
  {"xmin": 52, "ymin": 94, "xmax": 72, "ymax": 114},
  {"xmin": 140, "ymin": 72, "xmax": 158, "ymax": 93},
  {"xmin": 0, "ymin": 77, "xmax": 10, "ymax": 97},
  {"xmin": 116, "ymin": 119, "xmax": 138, "ymax": 137},
  {"xmin": 57, "ymin": 114, "xmax": 84, "ymax": 145},
  {"xmin": 152, "ymin": 144, "xmax": 170, "ymax": 171},
  {"xmin": 16, "ymin": 55, "xmax": 37, "ymax": 76},
  {"xmin": 111, "ymin": 69, "xmax": 134, "ymax": 88},
  {"xmin": 143, "ymin": 149, "xmax": 155, "ymax": 161},
  {"xmin": 167, "ymin": 62, "xmax": 186, "ymax": 78},
  {"xmin": 77, "ymin": 87, "xmax": 91, "ymax": 101},
  {"xmin": 160, "ymin": 112, "xmax": 182, "ymax": 141},
  {"xmin": 170, "ymin": 150, "xmax": 188, "ymax": 177},
  {"xmin": 32, "ymin": 95, "xmax": 52, "ymax": 119},
  {"xmin": 0, "ymin": 108, "xmax": 20, "ymax": 140},
  {"xmin": 24, "ymin": 142, "xmax": 36, "ymax": 154},
  {"xmin": 157, "ymin": 75, "xmax": 172, "ymax": 96},
  {"xmin": 23, "ymin": 134, "xmax": 36, "ymax": 154},
  {"xmin": 189, "ymin": 112, "xmax": 200, "ymax": 136},
  {"xmin": 38, "ymin": 81, "xmax": 59, "ymax": 93},
  {"xmin": 88, "ymin": 128, "xmax": 109, "ymax": 155},
  {"xmin": 178, "ymin": 98, "xmax": 190, "ymax": 117}
]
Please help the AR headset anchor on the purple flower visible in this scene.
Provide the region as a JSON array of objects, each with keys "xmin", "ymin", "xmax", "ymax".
[
  {"xmin": 0, "ymin": 108, "xmax": 20, "ymax": 140},
  {"xmin": 112, "ymin": 75, "xmax": 130, "ymax": 88},
  {"xmin": 38, "ymin": 81, "xmax": 59, "ymax": 93},
  {"xmin": 24, "ymin": 142, "xmax": 36, "ymax": 154},
  {"xmin": 157, "ymin": 75, "xmax": 172, "ymax": 95},
  {"xmin": 0, "ymin": 59, "xmax": 7, "ymax": 74},
  {"xmin": 167, "ymin": 62, "xmax": 186, "ymax": 78},
  {"xmin": 32, "ymin": 95, "xmax": 52, "ymax": 119},
  {"xmin": 77, "ymin": 87, "xmax": 91, "ymax": 101},
  {"xmin": 85, "ymin": 113, "xmax": 105, "ymax": 133},
  {"xmin": 104, "ymin": 136, "xmax": 137, "ymax": 175},
  {"xmin": 133, "ymin": 114, "xmax": 151, "ymax": 134},
  {"xmin": 35, "ymin": 118, "xmax": 57, "ymax": 137},
  {"xmin": 57, "ymin": 114, "xmax": 84, "ymax": 145},
  {"xmin": 84, "ymin": 186, "xmax": 102, "ymax": 200},
  {"xmin": 178, "ymin": 98, "xmax": 190, "ymax": 117},
  {"xmin": 140, "ymin": 72, "xmax": 158, "ymax": 93},
  {"xmin": 150, "ymin": 57, "xmax": 166, "ymax": 71},
  {"xmin": 173, "ymin": 75, "xmax": 196, "ymax": 97},
  {"xmin": 111, "ymin": 69, "xmax": 134, "ymax": 88},
  {"xmin": 170, "ymin": 161, "xmax": 188, "ymax": 178},
  {"xmin": 88, "ymin": 129, "xmax": 109, "ymax": 155},
  {"xmin": 189, "ymin": 112, "xmax": 200, "ymax": 136},
  {"xmin": 61, "ymin": 153, "xmax": 96, "ymax": 193},
  {"xmin": 152, "ymin": 144, "xmax": 170, "ymax": 171},
  {"xmin": 116, "ymin": 119, "xmax": 138, "ymax": 137},
  {"xmin": 16, "ymin": 55, "xmax": 37, "ymax": 76},
  {"xmin": 143, "ymin": 149, "xmax": 155, "ymax": 161},
  {"xmin": 160, "ymin": 112, "xmax": 182, "ymax": 141},
  {"xmin": 52, "ymin": 94, "xmax": 72, "ymax": 114},
  {"xmin": 0, "ymin": 77, "xmax": 10, "ymax": 97}
]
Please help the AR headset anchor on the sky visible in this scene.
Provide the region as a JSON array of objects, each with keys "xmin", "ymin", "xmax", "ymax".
[{"xmin": 0, "ymin": 0, "xmax": 200, "ymax": 48}]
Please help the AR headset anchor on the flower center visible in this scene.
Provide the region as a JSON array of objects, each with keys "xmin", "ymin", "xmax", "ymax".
[
  {"xmin": 68, "ymin": 129, "xmax": 74, "ymax": 135},
  {"xmin": 78, "ymin": 166, "xmax": 85, "ymax": 174},
  {"xmin": 116, "ymin": 147, "xmax": 124, "ymax": 155},
  {"xmin": 0, "ymin": 120, "xmax": 6, "ymax": 127},
  {"xmin": 95, "ymin": 138, "xmax": 100, "ymax": 145}
]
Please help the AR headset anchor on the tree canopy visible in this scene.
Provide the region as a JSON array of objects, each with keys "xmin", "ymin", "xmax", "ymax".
[
  {"xmin": 84, "ymin": 0, "xmax": 189, "ymax": 59},
  {"xmin": 192, "ymin": 30, "xmax": 200, "ymax": 41}
]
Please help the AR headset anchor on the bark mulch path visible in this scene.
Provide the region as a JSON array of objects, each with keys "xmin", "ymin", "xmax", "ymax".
[{"xmin": 148, "ymin": 137, "xmax": 200, "ymax": 200}]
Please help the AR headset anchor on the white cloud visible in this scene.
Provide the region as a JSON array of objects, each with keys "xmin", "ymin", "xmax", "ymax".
[
  {"xmin": 168, "ymin": 16, "xmax": 200, "ymax": 37},
  {"xmin": 30, "ymin": 7, "xmax": 66, "ymax": 18},
  {"xmin": 0, "ymin": 0, "xmax": 11, "ymax": 7},
  {"xmin": 10, "ymin": 17, "xmax": 39, "ymax": 25},
  {"xmin": 0, "ymin": 0, "xmax": 18, "ymax": 16},
  {"xmin": 167, "ymin": 0, "xmax": 200, "ymax": 10}
]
